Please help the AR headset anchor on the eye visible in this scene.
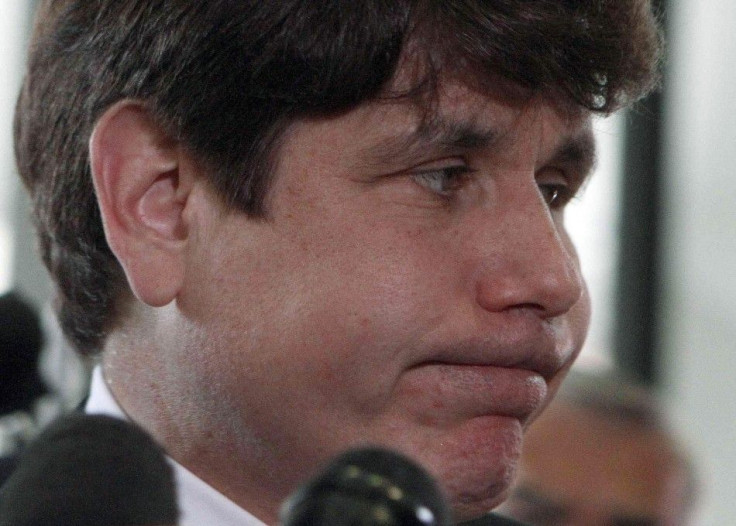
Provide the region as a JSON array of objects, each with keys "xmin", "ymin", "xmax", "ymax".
[
  {"xmin": 537, "ymin": 168, "xmax": 574, "ymax": 209},
  {"xmin": 410, "ymin": 165, "xmax": 472, "ymax": 197},
  {"xmin": 538, "ymin": 183, "xmax": 568, "ymax": 207}
]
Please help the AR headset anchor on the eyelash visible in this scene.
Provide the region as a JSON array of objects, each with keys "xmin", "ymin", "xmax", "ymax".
[
  {"xmin": 410, "ymin": 165, "xmax": 473, "ymax": 197},
  {"xmin": 409, "ymin": 164, "xmax": 580, "ymax": 209},
  {"xmin": 538, "ymin": 182, "xmax": 571, "ymax": 208},
  {"xmin": 536, "ymin": 163, "xmax": 584, "ymax": 209}
]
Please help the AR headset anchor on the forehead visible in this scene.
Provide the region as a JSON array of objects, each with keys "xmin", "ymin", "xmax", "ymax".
[
  {"xmin": 413, "ymin": 80, "xmax": 590, "ymax": 145},
  {"xmin": 286, "ymin": 78, "xmax": 593, "ymax": 171}
]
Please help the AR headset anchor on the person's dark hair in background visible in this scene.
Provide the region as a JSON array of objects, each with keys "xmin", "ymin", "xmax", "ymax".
[
  {"xmin": 0, "ymin": 292, "xmax": 46, "ymax": 416},
  {"xmin": 0, "ymin": 291, "xmax": 48, "ymax": 486},
  {"xmin": 16, "ymin": 0, "xmax": 662, "ymax": 356},
  {"xmin": 500, "ymin": 370, "xmax": 697, "ymax": 526}
]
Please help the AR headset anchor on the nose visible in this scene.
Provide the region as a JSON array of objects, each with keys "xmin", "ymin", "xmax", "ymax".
[{"xmin": 474, "ymin": 185, "xmax": 584, "ymax": 318}]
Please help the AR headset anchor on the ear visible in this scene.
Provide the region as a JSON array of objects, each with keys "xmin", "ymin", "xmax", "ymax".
[{"xmin": 89, "ymin": 101, "xmax": 192, "ymax": 307}]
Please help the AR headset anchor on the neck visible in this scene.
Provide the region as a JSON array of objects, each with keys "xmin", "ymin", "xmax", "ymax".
[{"xmin": 100, "ymin": 305, "xmax": 289, "ymax": 525}]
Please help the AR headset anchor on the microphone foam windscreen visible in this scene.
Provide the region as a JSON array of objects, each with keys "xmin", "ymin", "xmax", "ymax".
[
  {"xmin": 281, "ymin": 447, "xmax": 451, "ymax": 526},
  {"xmin": 0, "ymin": 413, "xmax": 178, "ymax": 526}
]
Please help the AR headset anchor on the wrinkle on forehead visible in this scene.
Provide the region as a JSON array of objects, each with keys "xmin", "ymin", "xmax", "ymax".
[{"xmin": 362, "ymin": 78, "xmax": 595, "ymax": 176}]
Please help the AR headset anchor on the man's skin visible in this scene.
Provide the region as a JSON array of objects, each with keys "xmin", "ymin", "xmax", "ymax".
[{"xmin": 89, "ymin": 72, "xmax": 594, "ymax": 523}]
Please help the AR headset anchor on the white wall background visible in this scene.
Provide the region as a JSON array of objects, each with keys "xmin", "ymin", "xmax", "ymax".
[
  {"xmin": 661, "ymin": 0, "xmax": 736, "ymax": 523},
  {"xmin": 0, "ymin": 3, "xmax": 30, "ymax": 294},
  {"xmin": 0, "ymin": 2, "xmax": 50, "ymax": 309},
  {"xmin": 567, "ymin": 115, "xmax": 624, "ymax": 371}
]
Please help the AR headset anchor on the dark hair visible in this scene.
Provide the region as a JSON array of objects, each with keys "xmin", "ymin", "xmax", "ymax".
[
  {"xmin": 0, "ymin": 292, "xmax": 46, "ymax": 414},
  {"xmin": 15, "ymin": 0, "xmax": 663, "ymax": 355}
]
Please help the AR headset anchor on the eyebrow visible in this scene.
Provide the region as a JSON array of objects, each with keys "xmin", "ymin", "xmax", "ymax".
[
  {"xmin": 417, "ymin": 117, "xmax": 501, "ymax": 150},
  {"xmin": 549, "ymin": 128, "xmax": 598, "ymax": 182},
  {"xmin": 361, "ymin": 116, "xmax": 502, "ymax": 168},
  {"xmin": 360, "ymin": 112, "xmax": 598, "ymax": 181}
]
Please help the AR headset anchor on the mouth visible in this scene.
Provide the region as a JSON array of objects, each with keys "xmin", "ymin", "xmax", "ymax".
[
  {"xmin": 417, "ymin": 315, "xmax": 575, "ymax": 382},
  {"xmin": 397, "ymin": 362, "xmax": 549, "ymax": 426},
  {"xmin": 397, "ymin": 315, "xmax": 577, "ymax": 427}
]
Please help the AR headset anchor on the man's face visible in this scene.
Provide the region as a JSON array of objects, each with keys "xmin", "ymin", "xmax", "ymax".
[{"xmin": 175, "ymin": 80, "xmax": 592, "ymax": 520}]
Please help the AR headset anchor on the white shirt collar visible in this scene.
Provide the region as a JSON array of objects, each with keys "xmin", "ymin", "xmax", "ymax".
[{"xmin": 85, "ymin": 366, "xmax": 267, "ymax": 526}]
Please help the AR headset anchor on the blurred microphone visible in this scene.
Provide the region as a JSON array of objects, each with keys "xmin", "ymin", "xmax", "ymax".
[
  {"xmin": 280, "ymin": 447, "xmax": 452, "ymax": 526},
  {"xmin": 0, "ymin": 413, "xmax": 178, "ymax": 526}
]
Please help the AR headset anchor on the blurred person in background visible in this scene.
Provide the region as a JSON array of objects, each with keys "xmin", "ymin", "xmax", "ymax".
[
  {"xmin": 0, "ymin": 293, "xmax": 89, "ymax": 485},
  {"xmin": 499, "ymin": 370, "xmax": 696, "ymax": 526},
  {"xmin": 0, "ymin": 292, "xmax": 55, "ymax": 479}
]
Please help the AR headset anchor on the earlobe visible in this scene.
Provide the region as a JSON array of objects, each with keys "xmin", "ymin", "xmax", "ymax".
[{"xmin": 89, "ymin": 101, "xmax": 190, "ymax": 307}]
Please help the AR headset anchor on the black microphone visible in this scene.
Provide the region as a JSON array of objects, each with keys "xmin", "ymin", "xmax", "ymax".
[
  {"xmin": 0, "ymin": 413, "xmax": 179, "ymax": 526},
  {"xmin": 280, "ymin": 447, "xmax": 452, "ymax": 526}
]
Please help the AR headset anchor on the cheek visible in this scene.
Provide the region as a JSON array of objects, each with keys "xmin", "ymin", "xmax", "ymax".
[
  {"xmin": 246, "ymin": 221, "xmax": 466, "ymax": 393},
  {"xmin": 280, "ymin": 241, "xmax": 449, "ymax": 361},
  {"xmin": 287, "ymin": 213, "xmax": 463, "ymax": 316},
  {"xmin": 525, "ymin": 283, "xmax": 591, "ymax": 425},
  {"xmin": 558, "ymin": 225, "xmax": 591, "ymax": 349},
  {"xmin": 572, "ymin": 280, "xmax": 592, "ymax": 343}
]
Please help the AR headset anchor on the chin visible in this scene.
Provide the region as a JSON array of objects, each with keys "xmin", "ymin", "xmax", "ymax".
[
  {"xmin": 425, "ymin": 441, "xmax": 520, "ymax": 522},
  {"xmin": 442, "ymin": 467, "xmax": 516, "ymax": 522},
  {"xmin": 384, "ymin": 416, "xmax": 523, "ymax": 521}
]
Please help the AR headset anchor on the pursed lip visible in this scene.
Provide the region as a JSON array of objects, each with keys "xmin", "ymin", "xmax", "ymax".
[
  {"xmin": 403, "ymin": 363, "xmax": 548, "ymax": 423},
  {"xmin": 418, "ymin": 315, "xmax": 573, "ymax": 382},
  {"xmin": 399, "ymin": 317, "xmax": 575, "ymax": 424}
]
